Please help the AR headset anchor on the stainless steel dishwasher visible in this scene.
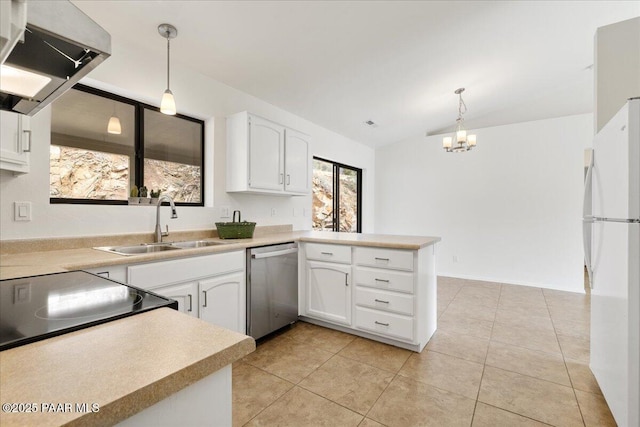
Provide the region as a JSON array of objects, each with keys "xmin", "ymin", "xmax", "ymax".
[{"xmin": 247, "ymin": 242, "xmax": 298, "ymax": 339}]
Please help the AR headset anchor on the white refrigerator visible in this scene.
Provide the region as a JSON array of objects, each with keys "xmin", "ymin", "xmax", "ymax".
[{"xmin": 585, "ymin": 97, "xmax": 640, "ymax": 427}]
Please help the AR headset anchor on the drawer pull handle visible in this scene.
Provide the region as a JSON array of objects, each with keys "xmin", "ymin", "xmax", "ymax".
[
  {"xmin": 375, "ymin": 257, "xmax": 390, "ymax": 261},
  {"xmin": 202, "ymin": 290, "xmax": 208, "ymax": 308},
  {"xmin": 375, "ymin": 321, "xmax": 390, "ymax": 326},
  {"xmin": 321, "ymin": 252, "xmax": 333, "ymax": 255},
  {"xmin": 187, "ymin": 294, "xmax": 193, "ymax": 312},
  {"xmin": 345, "ymin": 272, "xmax": 349, "ymax": 287},
  {"xmin": 374, "ymin": 299, "xmax": 389, "ymax": 304},
  {"xmin": 375, "ymin": 278, "xmax": 390, "ymax": 283}
]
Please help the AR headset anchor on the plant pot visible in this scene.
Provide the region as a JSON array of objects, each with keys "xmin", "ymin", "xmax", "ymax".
[
  {"xmin": 150, "ymin": 198, "xmax": 159, "ymax": 205},
  {"xmin": 128, "ymin": 197, "xmax": 140, "ymax": 205}
]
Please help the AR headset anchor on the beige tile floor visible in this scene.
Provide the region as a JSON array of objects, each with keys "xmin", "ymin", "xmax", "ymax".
[{"xmin": 233, "ymin": 276, "xmax": 616, "ymax": 427}]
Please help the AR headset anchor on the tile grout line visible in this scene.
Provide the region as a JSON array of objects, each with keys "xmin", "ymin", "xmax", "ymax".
[
  {"xmin": 470, "ymin": 282, "xmax": 502, "ymax": 425},
  {"xmin": 543, "ymin": 287, "xmax": 588, "ymax": 427}
]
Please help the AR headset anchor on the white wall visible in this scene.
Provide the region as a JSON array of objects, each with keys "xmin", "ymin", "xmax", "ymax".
[
  {"xmin": 375, "ymin": 114, "xmax": 592, "ymax": 292},
  {"xmin": 0, "ymin": 40, "xmax": 375, "ymax": 240}
]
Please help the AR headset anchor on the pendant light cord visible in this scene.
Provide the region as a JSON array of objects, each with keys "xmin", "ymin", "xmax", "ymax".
[{"xmin": 166, "ymin": 34, "xmax": 171, "ymax": 91}]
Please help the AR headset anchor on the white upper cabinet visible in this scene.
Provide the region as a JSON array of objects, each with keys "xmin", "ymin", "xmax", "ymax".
[
  {"xmin": 249, "ymin": 115, "xmax": 285, "ymax": 191},
  {"xmin": 226, "ymin": 111, "xmax": 310, "ymax": 195},
  {"xmin": 284, "ymin": 128, "xmax": 310, "ymax": 194},
  {"xmin": 0, "ymin": 110, "xmax": 30, "ymax": 174}
]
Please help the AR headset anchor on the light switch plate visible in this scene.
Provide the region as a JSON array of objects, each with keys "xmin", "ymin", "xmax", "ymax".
[
  {"xmin": 14, "ymin": 201, "xmax": 32, "ymax": 222},
  {"xmin": 220, "ymin": 206, "xmax": 231, "ymax": 218}
]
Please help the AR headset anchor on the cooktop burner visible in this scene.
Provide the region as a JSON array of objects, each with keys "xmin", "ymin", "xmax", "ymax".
[{"xmin": 0, "ymin": 271, "xmax": 178, "ymax": 351}]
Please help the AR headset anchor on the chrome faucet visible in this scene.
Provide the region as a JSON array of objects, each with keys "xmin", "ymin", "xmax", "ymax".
[{"xmin": 155, "ymin": 195, "xmax": 178, "ymax": 242}]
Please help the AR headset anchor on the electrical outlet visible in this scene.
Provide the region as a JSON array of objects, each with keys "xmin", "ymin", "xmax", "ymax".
[
  {"xmin": 453, "ymin": 255, "xmax": 458, "ymax": 263},
  {"xmin": 271, "ymin": 208, "xmax": 277, "ymax": 217},
  {"xmin": 220, "ymin": 206, "xmax": 231, "ymax": 218}
]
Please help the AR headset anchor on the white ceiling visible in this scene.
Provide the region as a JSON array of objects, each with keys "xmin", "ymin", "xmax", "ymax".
[{"xmin": 72, "ymin": 1, "xmax": 639, "ymax": 148}]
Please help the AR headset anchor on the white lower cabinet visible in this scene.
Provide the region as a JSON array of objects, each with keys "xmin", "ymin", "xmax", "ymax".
[
  {"xmin": 354, "ymin": 306, "xmax": 414, "ymax": 341},
  {"xmin": 122, "ymin": 251, "xmax": 246, "ymax": 334},
  {"xmin": 153, "ymin": 281, "xmax": 199, "ymax": 318},
  {"xmin": 300, "ymin": 242, "xmax": 437, "ymax": 352},
  {"xmin": 200, "ymin": 271, "xmax": 245, "ymax": 333},
  {"xmin": 305, "ymin": 260, "xmax": 351, "ymax": 326}
]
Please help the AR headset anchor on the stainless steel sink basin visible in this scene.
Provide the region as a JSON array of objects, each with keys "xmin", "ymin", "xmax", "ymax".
[
  {"xmin": 171, "ymin": 240, "xmax": 227, "ymax": 248},
  {"xmin": 94, "ymin": 244, "xmax": 182, "ymax": 256}
]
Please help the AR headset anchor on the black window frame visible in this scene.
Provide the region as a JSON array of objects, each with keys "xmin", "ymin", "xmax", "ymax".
[
  {"xmin": 312, "ymin": 156, "xmax": 363, "ymax": 233},
  {"xmin": 49, "ymin": 84, "xmax": 205, "ymax": 207}
]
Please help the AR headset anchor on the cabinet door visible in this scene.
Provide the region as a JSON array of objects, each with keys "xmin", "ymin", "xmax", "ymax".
[
  {"xmin": 284, "ymin": 128, "xmax": 310, "ymax": 194},
  {"xmin": 0, "ymin": 110, "xmax": 30, "ymax": 173},
  {"xmin": 151, "ymin": 281, "xmax": 199, "ymax": 318},
  {"xmin": 305, "ymin": 260, "xmax": 351, "ymax": 325},
  {"xmin": 248, "ymin": 115, "xmax": 284, "ymax": 191},
  {"xmin": 200, "ymin": 271, "xmax": 246, "ymax": 334}
]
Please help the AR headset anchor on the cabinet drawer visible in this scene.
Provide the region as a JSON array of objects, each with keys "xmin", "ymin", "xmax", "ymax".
[
  {"xmin": 305, "ymin": 243, "xmax": 351, "ymax": 264},
  {"xmin": 354, "ymin": 247, "xmax": 414, "ymax": 271},
  {"xmin": 355, "ymin": 307, "xmax": 414, "ymax": 341},
  {"xmin": 128, "ymin": 251, "xmax": 244, "ymax": 289},
  {"xmin": 355, "ymin": 287, "xmax": 414, "ymax": 316},
  {"xmin": 354, "ymin": 267, "xmax": 414, "ymax": 294}
]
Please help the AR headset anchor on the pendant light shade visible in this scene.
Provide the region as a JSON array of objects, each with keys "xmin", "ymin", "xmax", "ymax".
[
  {"xmin": 107, "ymin": 115, "xmax": 122, "ymax": 134},
  {"xmin": 158, "ymin": 24, "xmax": 177, "ymax": 116},
  {"xmin": 107, "ymin": 103, "xmax": 122, "ymax": 135},
  {"xmin": 161, "ymin": 89, "xmax": 176, "ymax": 115}
]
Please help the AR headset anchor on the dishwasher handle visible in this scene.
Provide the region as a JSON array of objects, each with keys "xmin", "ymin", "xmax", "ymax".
[{"xmin": 251, "ymin": 248, "xmax": 298, "ymax": 259}]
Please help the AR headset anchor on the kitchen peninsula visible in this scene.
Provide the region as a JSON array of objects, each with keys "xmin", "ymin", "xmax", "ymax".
[{"xmin": 0, "ymin": 229, "xmax": 440, "ymax": 426}]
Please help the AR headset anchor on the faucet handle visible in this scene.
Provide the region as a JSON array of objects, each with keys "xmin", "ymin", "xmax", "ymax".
[{"xmin": 162, "ymin": 225, "xmax": 170, "ymax": 237}]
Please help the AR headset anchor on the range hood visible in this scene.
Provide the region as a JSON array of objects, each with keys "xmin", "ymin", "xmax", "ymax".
[{"xmin": 0, "ymin": 1, "xmax": 111, "ymax": 116}]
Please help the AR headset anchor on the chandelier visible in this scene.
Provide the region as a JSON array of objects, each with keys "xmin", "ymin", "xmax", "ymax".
[{"xmin": 443, "ymin": 88, "xmax": 476, "ymax": 152}]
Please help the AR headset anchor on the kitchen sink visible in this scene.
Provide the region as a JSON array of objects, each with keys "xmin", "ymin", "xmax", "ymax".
[
  {"xmin": 94, "ymin": 240, "xmax": 228, "ymax": 256},
  {"xmin": 94, "ymin": 244, "xmax": 182, "ymax": 256},
  {"xmin": 171, "ymin": 240, "xmax": 227, "ymax": 248}
]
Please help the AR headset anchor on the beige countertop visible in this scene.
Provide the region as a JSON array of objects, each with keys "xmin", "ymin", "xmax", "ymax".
[
  {"xmin": 0, "ymin": 230, "xmax": 440, "ymax": 281},
  {"xmin": 0, "ymin": 308, "xmax": 255, "ymax": 427}
]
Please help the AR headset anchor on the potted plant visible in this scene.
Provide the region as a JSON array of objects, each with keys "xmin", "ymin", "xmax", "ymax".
[
  {"xmin": 129, "ymin": 185, "xmax": 140, "ymax": 205},
  {"xmin": 138, "ymin": 186, "xmax": 149, "ymax": 204},
  {"xmin": 150, "ymin": 189, "xmax": 161, "ymax": 205}
]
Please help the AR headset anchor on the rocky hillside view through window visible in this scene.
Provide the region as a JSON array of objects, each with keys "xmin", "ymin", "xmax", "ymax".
[
  {"xmin": 50, "ymin": 145, "xmax": 201, "ymax": 203},
  {"xmin": 312, "ymin": 159, "xmax": 359, "ymax": 232}
]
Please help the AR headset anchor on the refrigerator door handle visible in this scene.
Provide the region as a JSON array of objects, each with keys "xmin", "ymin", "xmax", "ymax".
[
  {"xmin": 583, "ymin": 218, "xmax": 594, "ymax": 289},
  {"xmin": 583, "ymin": 153, "xmax": 594, "ymax": 288},
  {"xmin": 583, "ymin": 152, "xmax": 594, "ymax": 218}
]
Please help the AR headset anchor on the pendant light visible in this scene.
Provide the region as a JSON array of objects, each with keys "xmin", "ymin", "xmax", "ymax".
[
  {"xmin": 443, "ymin": 88, "xmax": 476, "ymax": 153},
  {"xmin": 107, "ymin": 104, "xmax": 121, "ymax": 134},
  {"xmin": 158, "ymin": 23, "xmax": 177, "ymax": 115}
]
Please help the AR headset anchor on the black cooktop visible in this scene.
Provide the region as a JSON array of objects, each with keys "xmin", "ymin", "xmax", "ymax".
[{"xmin": 0, "ymin": 270, "xmax": 178, "ymax": 351}]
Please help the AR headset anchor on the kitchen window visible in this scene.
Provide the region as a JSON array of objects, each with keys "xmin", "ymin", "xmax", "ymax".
[
  {"xmin": 49, "ymin": 85, "xmax": 204, "ymax": 206},
  {"xmin": 312, "ymin": 157, "xmax": 362, "ymax": 232}
]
